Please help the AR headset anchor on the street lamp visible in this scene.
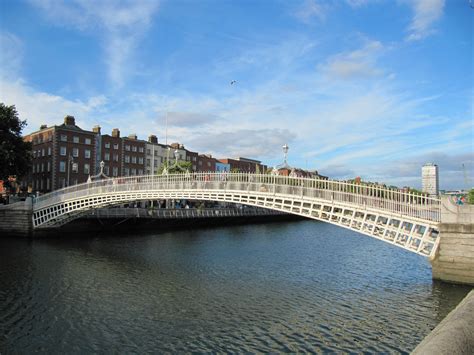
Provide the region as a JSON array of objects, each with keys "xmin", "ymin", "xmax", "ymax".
[{"xmin": 282, "ymin": 144, "xmax": 289, "ymax": 167}]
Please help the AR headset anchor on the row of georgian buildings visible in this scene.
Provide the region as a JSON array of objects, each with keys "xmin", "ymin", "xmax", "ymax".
[{"xmin": 24, "ymin": 115, "xmax": 267, "ymax": 193}]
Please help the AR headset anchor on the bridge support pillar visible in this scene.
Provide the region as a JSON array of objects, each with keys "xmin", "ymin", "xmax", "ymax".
[{"xmin": 431, "ymin": 196, "xmax": 474, "ymax": 286}]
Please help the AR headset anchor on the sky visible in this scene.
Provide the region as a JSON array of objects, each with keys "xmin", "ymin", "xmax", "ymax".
[{"xmin": 0, "ymin": 0, "xmax": 472, "ymax": 190}]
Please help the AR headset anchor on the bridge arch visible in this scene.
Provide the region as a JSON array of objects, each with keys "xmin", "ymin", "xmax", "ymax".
[{"xmin": 32, "ymin": 173, "xmax": 441, "ymax": 257}]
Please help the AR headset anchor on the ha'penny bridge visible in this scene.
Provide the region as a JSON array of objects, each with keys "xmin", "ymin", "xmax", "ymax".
[
  {"xmin": 1, "ymin": 172, "xmax": 472, "ymax": 284},
  {"xmin": 33, "ymin": 173, "xmax": 442, "ymax": 255}
]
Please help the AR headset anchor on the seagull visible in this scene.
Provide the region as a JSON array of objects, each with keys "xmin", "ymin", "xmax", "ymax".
[{"xmin": 230, "ymin": 80, "xmax": 237, "ymax": 85}]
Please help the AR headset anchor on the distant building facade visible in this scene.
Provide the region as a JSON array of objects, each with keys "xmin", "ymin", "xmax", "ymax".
[
  {"xmin": 422, "ymin": 163, "xmax": 439, "ymax": 196},
  {"xmin": 218, "ymin": 157, "xmax": 266, "ymax": 173}
]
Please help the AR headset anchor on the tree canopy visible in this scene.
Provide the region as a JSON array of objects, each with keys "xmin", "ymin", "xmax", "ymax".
[
  {"xmin": 157, "ymin": 160, "xmax": 192, "ymax": 174},
  {"xmin": 0, "ymin": 103, "xmax": 32, "ymax": 181}
]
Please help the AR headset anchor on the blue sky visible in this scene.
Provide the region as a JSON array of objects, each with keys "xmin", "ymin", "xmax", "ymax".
[{"xmin": 0, "ymin": 0, "xmax": 472, "ymax": 189}]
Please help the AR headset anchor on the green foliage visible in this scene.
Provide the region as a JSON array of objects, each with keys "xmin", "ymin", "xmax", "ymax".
[
  {"xmin": 468, "ymin": 189, "xmax": 474, "ymax": 204},
  {"xmin": 0, "ymin": 103, "xmax": 32, "ymax": 181},
  {"xmin": 157, "ymin": 160, "xmax": 192, "ymax": 174}
]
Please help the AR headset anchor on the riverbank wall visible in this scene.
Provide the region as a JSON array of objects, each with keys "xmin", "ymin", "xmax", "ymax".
[
  {"xmin": 412, "ymin": 289, "xmax": 474, "ymax": 354},
  {"xmin": 0, "ymin": 199, "xmax": 33, "ymax": 237},
  {"xmin": 431, "ymin": 197, "xmax": 474, "ymax": 286}
]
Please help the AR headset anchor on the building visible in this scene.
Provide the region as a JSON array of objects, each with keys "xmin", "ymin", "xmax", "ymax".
[
  {"xmin": 218, "ymin": 157, "xmax": 266, "ymax": 173},
  {"xmin": 422, "ymin": 163, "xmax": 439, "ymax": 196},
  {"xmin": 25, "ymin": 115, "xmax": 96, "ymax": 192},
  {"xmin": 95, "ymin": 127, "xmax": 123, "ymax": 177},
  {"xmin": 216, "ymin": 162, "xmax": 230, "ymax": 172},
  {"xmin": 197, "ymin": 154, "xmax": 217, "ymax": 172},
  {"xmin": 122, "ymin": 134, "xmax": 146, "ymax": 176},
  {"xmin": 145, "ymin": 135, "xmax": 171, "ymax": 175}
]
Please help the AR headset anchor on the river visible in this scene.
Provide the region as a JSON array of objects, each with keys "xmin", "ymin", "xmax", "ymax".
[{"xmin": 0, "ymin": 220, "xmax": 471, "ymax": 353}]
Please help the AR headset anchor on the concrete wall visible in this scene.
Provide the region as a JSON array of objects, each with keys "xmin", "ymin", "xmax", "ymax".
[
  {"xmin": 412, "ymin": 290, "xmax": 474, "ymax": 354},
  {"xmin": 0, "ymin": 199, "xmax": 33, "ymax": 237},
  {"xmin": 431, "ymin": 196, "xmax": 474, "ymax": 285}
]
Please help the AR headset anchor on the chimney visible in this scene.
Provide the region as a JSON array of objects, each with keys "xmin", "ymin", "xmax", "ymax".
[
  {"xmin": 148, "ymin": 135, "xmax": 158, "ymax": 144},
  {"xmin": 64, "ymin": 115, "xmax": 75, "ymax": 126},
  {"xmin": 128, "ymin": 133, "xmax": 137, "ymax": 140},
  {"xmin": 112, "ymin": 128, "xmax": 120, "ymax": 138},
  {"xmin": 92, "ymin": 125, "xmax": 101, "ymax": 134},
  {"xmin": 40, "ymin": 124, "xmax": 47, "ymax": 130}
]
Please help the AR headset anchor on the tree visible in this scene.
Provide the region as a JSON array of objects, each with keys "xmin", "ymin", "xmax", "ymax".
[
  {"xmin": 468, "ymin": 189, "xmax": 474, "ymax": 205},
  {"xmin": 0, "ymin": 103, "xmax": 32, "ymax": 182},
  {"xmin": 157, "ymin": 160, "xmax": 192, "ymax": 174}
]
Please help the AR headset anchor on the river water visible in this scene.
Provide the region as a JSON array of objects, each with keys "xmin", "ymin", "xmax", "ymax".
[{"xmin": 0, "ymin": 220, "xmax": 471, "ymax": 353}]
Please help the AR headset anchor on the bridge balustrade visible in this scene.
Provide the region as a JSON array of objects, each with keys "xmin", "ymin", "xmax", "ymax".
[{"xmin": 33, "ymin": 172, "xmax": 440, "ymax": 223}]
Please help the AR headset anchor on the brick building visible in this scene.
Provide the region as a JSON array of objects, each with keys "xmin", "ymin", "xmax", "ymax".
[
  {"xmin": 197, "ymin": 154, "xmax": 217, "ymax": 172},
  {"xmin": 122, "ymin": 134, "xmax": 146, "ymax": 176},
  {"xmin": 25, "ymin": 116, "xmax": 96, "ymax": 192},
  {"xmin": 218, "ymin": 157, "xmax": 266, "ymax": 173}
]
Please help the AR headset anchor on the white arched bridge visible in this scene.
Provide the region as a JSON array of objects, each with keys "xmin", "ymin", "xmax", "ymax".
[{"xmin": 32, "ymin": 173, "xmax": 441, "ymax": 257}]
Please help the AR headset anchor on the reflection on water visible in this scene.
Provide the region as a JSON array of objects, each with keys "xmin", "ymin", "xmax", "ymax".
[{"xmin": 0, "ymin": 220, "xmax": 471, "ymax": 353}]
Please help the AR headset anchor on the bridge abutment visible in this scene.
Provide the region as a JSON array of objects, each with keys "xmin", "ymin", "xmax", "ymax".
[{"xmin": 431, "ymin": 196, "xmax": 474, "ymax": 286}]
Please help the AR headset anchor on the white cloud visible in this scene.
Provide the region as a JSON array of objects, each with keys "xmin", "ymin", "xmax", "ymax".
[
  {"xmin": 29, "ymin": 0, "xmax": 160, "ymax": 88},
  {"xmin": 319, "ymin": 40, "xmax": 384, "ymax": 79},
  {"xmin": 406, "ymin": 0, "xmax": 445, "ymax": 41},
  {"xmin": 294, "ymin": 0, "xmax": 327, "ymax": 23},
  {"xmin": 1, "ymin": 79, "xmax": 107, "ymax": 132}
]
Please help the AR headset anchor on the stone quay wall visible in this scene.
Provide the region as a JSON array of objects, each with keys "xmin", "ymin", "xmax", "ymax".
[
  {"xmin": 412, "ymin": 290, "xmax": 474, "ymax": 355},
  {"xmin": 0, "ymin": 199, "xmax": 33, "ymax": 237},
  {"xmin": 431, "ymin": 196, "xmax": 474, "ymax": 285}
]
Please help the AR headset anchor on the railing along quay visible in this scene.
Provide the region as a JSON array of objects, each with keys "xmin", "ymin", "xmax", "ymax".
[{"xmin": 33, "ymin": 172, "xmax": 441, "ymax": 223}]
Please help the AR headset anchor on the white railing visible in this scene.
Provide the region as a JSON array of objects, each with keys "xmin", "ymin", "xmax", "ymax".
[{"xmin": 33, "ymin": 172, "xmax": 441, "ymax": 222}]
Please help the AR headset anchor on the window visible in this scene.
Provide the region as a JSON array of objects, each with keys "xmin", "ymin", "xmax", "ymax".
[
  {"xmin": 124, "ymin": 167, "xmax": 129, "ymax": 176},
  {"xmin": 131, "ymin": 168, "xmax": 136, "ymax": 175},
  {"xmin": 72, "ymin": 163, "xmax": 78, "ymax": 173},
  {"xmin": 73, "ymin": 136, "xmax": 79, "ymax": 143},
  {"xmin": 59, "ymin": 161, "xmax": 66, "ymax": 172},
  {"xmin": 154, "ymin": 151, "xmax": 158, "ymax": 156},
  {"xmin": 103, "ymin": 166, "xmax": 109, "ymax": 175},
  {"xmin": 147, "ymin": 149, "xmax": 151, "ymax": 155},
  {"xmin": 41, "ymin": 163, "xmax": 44, "ymax": 172},
  {"xmin": 113, "ymin": 143, "xmax": 119, "ymax": 150},
  {"xmin": 105, "ymin": 142, "xmax": 110, "ymax": 149},
  {"xmin": 113, "ymin": 154, "xmax": 119, "ymax": 162},
  {"xmin": 138, "ymin": 169, "xmax": 143, "ymax": 175},
  {"xmin": 154, "ymin": 159, "xmax": 157, "ymax": 166},
  {"xmin": 125, "ymin": 145, "xmax": 130, "ymax": 151},
  {"xmin": 72, "ymin": 148, "xmax": 79, "ymax": 158},
  {"xmin": 85, "ymin": 138, "xmax": 91, "ymax": 145},
  {"xmin": 84, "ymin": 164, "xmax": 90, "ymax": 174},
  {"xmin": 138, "ymin": 157, "xmax": 143, "ymax": 164},
  {"xmin": 42, "ymin": 149, "xmax": 45, "ymax": 157},
  {"xmin": 85, "ymin": 149, "xmax": 91, "ymax": 159},
  {"xmin": 47, "ymin": 162, "xmax": 51, "ymax": 172},
  {"xmin": 60, "ymin": 134, "xmax": 67, "ymax": 142},
  {"xmin": 48, "ymin": 147, "xmax": 52, "ymax": 156},
  {"xmin": 112, "ymin": 167, "xmax": 118, "ymax": 177},
  {"xmin": 131, "ymin": 156, "xmax": 137, "ymax": 164},
  {"xmin": 60, "ymin": 146, "xmax": 67, "ymax": 156},
  {"xmin": 32, "ymin": 165, "xmax": 35, "ymax": 173},
  {"xmin": 146, "ymin": 159, "xmax": 151, "ymax": 167},
  {"xmin": 207, "ymin": 162, "xmax": 211, "ymax": 167},
  {"xmin": 193, "ymin": 157, "xmax": 197, "ymax": 161},
  {"xmin": 139, "ymin": 147, "xmax": 144, "ymax": 153},
  {"xmin": 132, "ymin": 146, "xmax": 137, "ymax": 152},
  {"xmin": 104, "ymin": 152, "xmax": 110, "ymax": 161},
  {"xmin": 46, "ymin": 178, "xmax": 50, "ymax": 190},
  {"xmin": 124, "ymin": 155, "xmax": 130, "ymax": 163}
]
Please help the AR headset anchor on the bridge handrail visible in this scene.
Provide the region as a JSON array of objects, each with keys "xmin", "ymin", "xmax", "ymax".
[{"xmin": 33, "ymin": 172, "xmax": 441, "ymax": 222}]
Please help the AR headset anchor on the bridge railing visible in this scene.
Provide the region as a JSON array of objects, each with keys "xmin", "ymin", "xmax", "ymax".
[{"xmin": 33, "ymin": 172, "xmax": 441, "ymax": 222}]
